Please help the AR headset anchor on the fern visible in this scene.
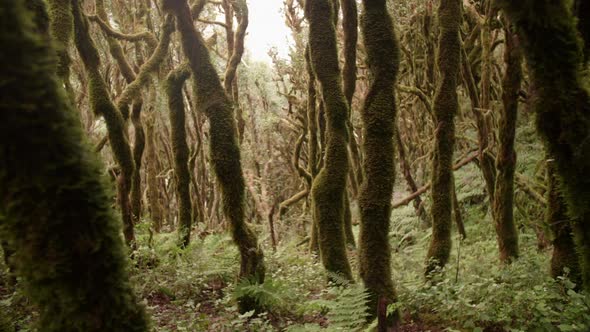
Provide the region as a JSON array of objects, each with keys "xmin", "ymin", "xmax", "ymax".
[{"xmin": 233, "ymin": 278, "xmax": 296, "ymax": 312}]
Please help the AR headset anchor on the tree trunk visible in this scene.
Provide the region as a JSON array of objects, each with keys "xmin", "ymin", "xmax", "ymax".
[
  {"xmin": 0, "ymin": 2, "xmax": 148, "ymax": 329},
  {"xmin": 498, "ymin": 0, "xmax": 590, "ymax": 290},
  {"xmin": 306, "ymin": 0, "xmax": 353, "ymax": 282},
  {"xmin": 358, "ymin": 0, "xmax": 401, "ymax": 326},
  {"xmin": 72, "ymin": 0, "xmax": 136, "ymax": 246},
  {"xmin": 162, "ymin": 0, "xmax": 265, "ymax": 312},
  {"xmin": 425, "ymin": 0, "xmax": 461, "ymax": 276},
  {"xmin": 547, "ymin": 161, "xmax": 581, "ymax": 284},
  {"xmin": 492, "ymin": 21, "xmax": 521, "ymax": 263},
  {"xmin": 166, "ymin": 65, "xmax": 193, "ymax": 248}
]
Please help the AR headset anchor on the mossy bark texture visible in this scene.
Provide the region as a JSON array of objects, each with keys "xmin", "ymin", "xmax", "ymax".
[
  {"xmin": 71, "ymin": 0, "xmax": 136, "ymax": 246},
  {"xmin": 165, "ymin": 65, "xmax": 193, "ymax": 248},
  {"xmin": 306, "ymin": 0, "xmax": 353, "ymax": 282},
  {"xmin": 0, "ymin": 2, "xmax": 148, "ymax": 330},
  {"xmin": 425, "ymin": 0, "xmax": 461, "ymax": 276},
  {"xmin": 492, "ymin": 23, "xmax": 521, "ymax": 264},
  {"xmin": 498, "ymin": 0, "xmax": 590, "ymax": 290},
  {"xmin": 547, "ymin": 162, "xmax": 581, "ymax": 284},
  {"xmin": 357, "ymin": 0, "xmax": 400, "ymax": 326},
  {"xmin": 46, "ymin": 0, "xmax": 74, "ymax": 95},
  {"xmin": 162, "ymin": 0, "xmax": 265, "ymax": 312}
]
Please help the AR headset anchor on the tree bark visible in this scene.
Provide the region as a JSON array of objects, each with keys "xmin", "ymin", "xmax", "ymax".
[
  {"xmin": 425, "ymin": 0, "xmax": 461, "ymax": 276},
  {"xmin": 498, "ymin": 0, "xmax": 590, "ymax": 290},
  {"xmin": 358, "ymin": 0, "xmax": 401, "ymax": 325},
  {"xmin": 492, "ymin": 21, "xmax": 521, "ymax": 263},
  {"xmin": 306, "ymin": 0, "xmax": 353, "ymax": 282},
  {"xmin": 162, "ymin": 0, "xmax": 265, "ymax": 312},
  {"xmin": 0, "ymin": 2, "xmax": 148, "ymax": 329}
]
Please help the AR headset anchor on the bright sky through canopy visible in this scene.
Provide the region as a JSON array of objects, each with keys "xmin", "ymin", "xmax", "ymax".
[{"xmin": 246, "ymin": 0, "xmax": 292, "ymax": 62}]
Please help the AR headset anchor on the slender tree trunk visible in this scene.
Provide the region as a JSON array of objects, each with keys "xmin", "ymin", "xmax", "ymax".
[
  {"xmin": 305, "ymin": 45, "xmax": 321, "ymax": 254},
  {"xmin": 0, "ymin": 2, "xmax": 148, "ymax": 329},
  {"xmin": 358, "ymin": 0, "xmax": 401, "ymax": 326},
  {"xmin": 492, "ymin": 21, "xmax": 521, "ymax": 263},
  {"xmin": 425, "ymin": 0, "xmax": 461, "ymax": 276},
  {"xmin": 166, "ymin": 65, "xmax": 193, "ymax": 248},
  {"xmin": 340, "ymin": 0, "xmax": 359, "ymax": 249},
  {"xmin": 145, "ymin": 113, "xmax": 164, "ymax": 232},
  {"xmin": 131, "ymin": 102, "xmax": 145, "ymax": 224},
  {"xmin": 71, "ymin": 0, "xmax": 136, "ymax": 246},
  {"xmin": 395, "ymin": 126, "xmax": 430, "ymax": 226},
  {"xmin": 306, "ymin": 0, "xmax": 353, "ymax": 282},
  {"xmin": 499, "ymin": 0, "xmax": 590, "ymax": 290},
  {"xmin": 162, "ymin": 0, "xmax": 265, "ymax": 312}
]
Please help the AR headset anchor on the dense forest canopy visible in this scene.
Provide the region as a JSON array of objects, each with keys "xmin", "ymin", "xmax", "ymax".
[{"xmin": 1, "ymin": 0, "xmax": 590, "ymax": 331}]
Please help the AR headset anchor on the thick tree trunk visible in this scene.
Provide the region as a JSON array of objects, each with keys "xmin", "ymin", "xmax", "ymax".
[
  {"xmin": 306, "ymin": 0, "xmax": 353, "ymax": 282},
  {"xmin": 0, "ymin": 2, "xmax": 148, "ymax": 330},
  {"xmin": 425, "ymin": 0, "xmax": 461, "ymax": 276},
  {"xmin": 498, "ymin": 0, "xmax": 590, "ymax": 290},
  {"xmin": 358, "ymin": 0, "xmax": 401, "ymax": 326}
]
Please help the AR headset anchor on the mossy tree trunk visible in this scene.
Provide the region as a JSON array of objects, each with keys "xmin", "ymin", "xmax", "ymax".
[
  {"xmin": 357, "ymin": 0, "xmax": 400, "ymax": 326},
  {"xmin": 498, "ymin": 0, "xmax": 590, "ymax": 289},
  {"xmin": 305, "ymin": 0, "xmax": 354, "ymax": 282},
  {"xmin": 0, "ymin": 2, "xmax": 148, "ymax": 330},
  {"xmin": 492, "ymin": 21, "xmax": 521, "ymax": 264},
  {"xmin": 425, "ymin": 0, "xmax": 461, "ymax": 276},
  {"xmin": 547, "ymin": 161, "xmax": 581, "ymax": 284},
  {"xmin": 162, "ymin": 0, "xmax": 265, "ymax": 312},
  {"xmin": 46, "ymin": 0, "xmax": 75, "ymax": 98},
  {"xmin": 166, "ymin": 65, "xmax": 193, "ymax": 248},
  {"xmin": 305, "ymin": 45, "xmax": 321, "ymax": 254},
  {"xmin": 71, "ymin": 0, "xmax": 136, "ymax": 246},
  {"xmin": 145, "ymin": 114, "xmax": 164, "ymax": 232},
  {"xmin": 340, "ymin": 0, "xmax": 359, "ymax": 249}
]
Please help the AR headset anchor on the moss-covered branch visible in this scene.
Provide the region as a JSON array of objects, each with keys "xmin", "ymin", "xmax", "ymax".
[{"xmin": 87, "ymin": 14, "xmax": 157, "ymax": 49}]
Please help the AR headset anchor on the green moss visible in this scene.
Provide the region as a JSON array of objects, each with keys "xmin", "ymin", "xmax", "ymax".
[
  {"xmin": 498, "ymin": 0, "xmax": 590, "ymax": 289},
  {"xmin": 0, "ymin": 2, "xmax": 149, "ymax": 330},
  {"xmin": 162, "ymin": 0, "xmax": 265, "ymax": 313},
  {"xmin": 72, "ymin": 1, "xmax": 136, "ymax": 246},
  {"xmin": 357, "ymin": 0, "xmax": 400, "ymax": 325},
  {"xmin": 425, "ymin": 0, "xmax": 461, "ymax": 276},
  {"xmin": 165, "ymin": 65, "xmax": 193, "ymax": 248},
  {"xmin": 130, "ymin": 101, "xmax": 145, "ymax": 223},
  {"xmin": 306, "ymin": 0, "xmax": 353, "ymax": 283},
  {"xmin": 46, "ymin": 0, "xmax": 72, "ymax": 84},
  {"xmin": 547, "ymin": 162, "xmax": 581, "ymax": 284},
  {"xmin": 492, "ymin": 23, "xmax": 521, "ymax": 264}
]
